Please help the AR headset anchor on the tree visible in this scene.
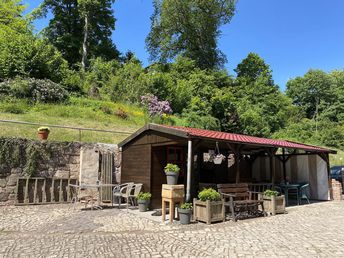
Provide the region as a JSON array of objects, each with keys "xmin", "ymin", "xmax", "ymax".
[
  {"xmin": 235, "ymin": 52, "xmax": 273, "ymax": 85},
  {"xmin": 286, "ymin": 70, "xmax": 335, "ymax": 120},
  {"xmin": 233, "ymin": 53, "xmax": 293, "ymax": 137},
  {"xmin": 36, "ymin": 0, "xmax": 119, "ymax": 68},
  {"xmin": 0, "ymin": 1, "xmax": 68, "ymax": 82},
  {"xmin": 146, "ymin": 0, "xmax": 236, "ymax": 69},
  {"xmin": 0, "ymin": 0, "xmax": 28, "ymax": 33}
]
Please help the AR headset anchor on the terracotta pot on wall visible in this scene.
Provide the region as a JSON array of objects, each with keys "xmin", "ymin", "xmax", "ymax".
[{"xmin": 38, "ymin": 130, "xmax": 49, "ymax": 140}]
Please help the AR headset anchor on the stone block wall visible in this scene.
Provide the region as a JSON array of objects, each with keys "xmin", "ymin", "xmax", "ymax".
[
  {"xmin": 331, "ymin": 179, "xmax": 342, "ymax": 201},
  {"xmin": 0, "ymin": 138, "xmax": 119, "ymax": 204}
]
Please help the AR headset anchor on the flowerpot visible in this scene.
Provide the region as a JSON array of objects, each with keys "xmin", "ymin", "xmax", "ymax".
[
  {"xmin": 213, "ymin": 156, "xmax": 223, "ymax": 165},
  {"xmin": 165, "ymin": 171, "xmax": 179, "ymax": 185},
  {"xmin": 193, "ymin": 198, "xmax": 225, "ymax": 224},
  {"xmin": 178, "ymin": 208, "xmax": 192, "ymax": 225},
  {"xmin": 261, "ymin": 195, "xmax": 286, "ymax": 215},
  {"xmin": 138, "ymin": 199, "xmax": 150, "ymax": 212},
  {"xmin": 38, "ymin": 131, "xmax": 49, "ymax": 140}
]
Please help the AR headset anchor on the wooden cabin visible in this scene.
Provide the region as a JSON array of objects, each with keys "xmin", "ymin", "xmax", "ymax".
[{"xmin": 119, "ymin": 123, "xmax": 336, "ymax": 209}]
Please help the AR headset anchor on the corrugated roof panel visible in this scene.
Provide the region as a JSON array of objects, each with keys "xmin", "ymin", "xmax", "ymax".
[{"xmin": 160, "ymin": 125, "xmax": 333, "ymax": 153}]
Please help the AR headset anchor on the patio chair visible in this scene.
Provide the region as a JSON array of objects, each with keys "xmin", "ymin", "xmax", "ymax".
[
  {"xmin": 299, "ymin": 183, "xmax": 310, "ymax": 204},
  {"xmin": 113, "ymin": 182, "xmax": 134, "ymax": 210},
  {"xmin": 129, "ymin": 183, "xmax": 143, "ymax": 206}
]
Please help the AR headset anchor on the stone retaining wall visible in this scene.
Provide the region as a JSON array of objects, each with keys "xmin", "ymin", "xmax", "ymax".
[{"xmin": 0, "ymin": 138, "xmax": 119, "ymax": 204}]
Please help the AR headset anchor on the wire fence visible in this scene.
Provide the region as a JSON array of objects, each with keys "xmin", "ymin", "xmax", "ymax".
[{"xmin": 0, "ymin": 119, "xmax": 134, "ymax": 142}]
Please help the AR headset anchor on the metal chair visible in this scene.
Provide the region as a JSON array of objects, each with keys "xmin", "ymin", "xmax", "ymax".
[
  {"xmin": 129, "ymin": 183, "xmax": 143, "ymax": 206},
  {"xmin": 299, "ymin": 183, "xmax": 310, "ymax": 204},
  {"xmin": 113, "ymin": 182, "xmax": 134, "ymax": 210}
]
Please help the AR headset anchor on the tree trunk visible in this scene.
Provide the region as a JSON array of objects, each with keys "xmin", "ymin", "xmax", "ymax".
[{"xmin": 81, "ymin": 13, "xmax": 88, "ymax": 70}]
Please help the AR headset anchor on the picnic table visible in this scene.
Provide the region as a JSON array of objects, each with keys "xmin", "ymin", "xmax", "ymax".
[{"xmin": 278, "ymin": 183, "xmax": 302, "ymax": 206}]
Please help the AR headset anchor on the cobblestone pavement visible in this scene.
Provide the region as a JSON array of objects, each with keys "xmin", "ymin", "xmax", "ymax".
[{"xmin": 1, "ymin": 201, "xmax": 344, "ymax": 257}]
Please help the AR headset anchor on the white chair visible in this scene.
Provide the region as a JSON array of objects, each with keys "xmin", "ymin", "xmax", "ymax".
[{"xmin": 113, "ymin": 182, "xmax": 134, "ymax": 210}]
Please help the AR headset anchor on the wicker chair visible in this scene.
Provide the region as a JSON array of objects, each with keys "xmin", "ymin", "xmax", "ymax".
[{"xmin": 113, "ymin": 182, "xmax": 134, "ymax": 210}]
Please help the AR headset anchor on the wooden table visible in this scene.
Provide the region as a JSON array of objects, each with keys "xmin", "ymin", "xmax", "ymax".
[
  {"xmin": 69, "ymin": 183, "xmax": 118, "ymax": 209},
  {"xmin": 161, "ymin": 184, "xmax": 185, "ymax": 223}
]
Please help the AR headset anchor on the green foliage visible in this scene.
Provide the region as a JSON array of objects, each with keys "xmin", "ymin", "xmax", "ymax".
[
  {"xmin": 0, "ymin": 0, "xmax": 29, "ymax": 33},
  {"xmin": 0, "ymin": 0, "xmax": 68, "ymax": 82},
  {"xmin": 198, "ymin": 188, "xmax": 221, "ymax": 202},
  {"xmin": 0, "ymin": 78, "xmax": 69, "ymax": 103},
  {"xmin": 146, "ymin": 0, "xmax": 236, "ymax": 69},
  {"xmin": 0, "ymin": 138, "xmax": 53, "ymax": 177},
  {"xmin": 180, "ymin": 202, "xmax": 193, "ymax": 210},
  {"xmin": 286, "ymin": 69, "xmax": 335, "ymax": 120},
  {"xmin": 263, "ymin": 189, "xmax": 279, "ymax": 197},
  {"xmin": 137, "ymin": 192, "xmax": 152, "ymax": 201},
  {"xmin": 235, "ymin": 52, "xmax": 273, "ymax": 85},
  {"xmin": 164, "ymin": 163, "xmax": 180, "ymax": 173},
  {"xmin": 37, "ymin": 127, "xmax": 50, "ymax": 132},
  {"xmin": 232, "ymin": 53, "xmax": 293, "ymax": 137},
  {"xmin": 108, "ymin": 57, "xmax": 149, "ymax": 103},
  {"xmin": 0, "ymin": 27, "xmax": 68, "ymax": 82}
]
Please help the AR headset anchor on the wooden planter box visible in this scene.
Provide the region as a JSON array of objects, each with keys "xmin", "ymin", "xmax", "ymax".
[
  {"xmin": 193, "ymin": 198, "xmax": 225, "ymax": 224},
  {"xmin": 261, "ymin": 195, "xmax": 286, "ymax": 215}
]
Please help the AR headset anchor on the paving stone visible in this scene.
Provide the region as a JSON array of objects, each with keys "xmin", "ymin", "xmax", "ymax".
[{"xmin": 0, "ymin": 202, "xmax": 344, "ymax": 257}]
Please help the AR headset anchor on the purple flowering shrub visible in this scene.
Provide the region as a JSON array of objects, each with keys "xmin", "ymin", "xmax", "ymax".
[{"xmin": 141, "ymin": 94, "xmax": 172, "ymax": 117}]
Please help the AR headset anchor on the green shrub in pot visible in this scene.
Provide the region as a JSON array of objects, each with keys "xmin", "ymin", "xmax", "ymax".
[
  {"xmin": 178, "ymin": 202, "xmax": 193, "ymax": 225},
  {"xmin": 164, "ymin": 163, "xmax": 180, "ymax": 185},
  {"xmin": 198, "ymin": 188, "xmax": 221, "ymax": 202},
  {"xmin": 137, "ymin": 192, "xmax": 151, "ymax": 212}
]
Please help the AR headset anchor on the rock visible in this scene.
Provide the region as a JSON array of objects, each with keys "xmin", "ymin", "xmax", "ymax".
[
  {"xmin": 0, "ymin": 191, "xmax": 10, "ymax": 201},
  {"xmin": 0, "ymin": 178, "xmax": 7, "ymax": 188},
  {"xmin": 7, "ymin": 174, "xmax": 19, "ymax": 186},
  {"xmin": 69, "ymin": 164, "xmax": 80, "ymax": 175},
  {"xmin": 54, "ymin": 170, "xmax": 70, "ymax": 179},
  {"xmin": 11, "ymin": 168, "xmax": 23, "ymax": 174},
  {"xmin": 69, "ymin": 155, "xmax": 80, "ymax": 164}
]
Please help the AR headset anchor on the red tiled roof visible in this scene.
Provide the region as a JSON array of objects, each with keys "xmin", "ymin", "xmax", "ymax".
[{"xmin": 160, "ymin": 125, "xmax": 334, "ymax": 153}]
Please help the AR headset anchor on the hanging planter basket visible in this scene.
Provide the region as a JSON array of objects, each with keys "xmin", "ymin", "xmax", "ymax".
[
  {"xmin": 213, "ymin": 142, "xmax": 225, "ymax": 165},
  {"xmin": 213, "ymin": 155, "xmax": 224, "ymax": 164}
]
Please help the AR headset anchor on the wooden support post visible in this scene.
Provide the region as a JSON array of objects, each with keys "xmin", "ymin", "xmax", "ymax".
[
  {"xmin": 268, "ymin": 149, "xmax": 276, "ymax": 189},
  {"xmin": 282, "ymin": 148, "xmax": 287, "ymax": 182},
  {"xmin": 325, "ymin": 153, "xmax": 332, "ymax": 200},
  {"xmin": 186, "ymin": 139, "xmax": 192, "ymax": 202},
  {"xmin": 235, "ymin": 152, "xmax": 240, "ymax": 183}
]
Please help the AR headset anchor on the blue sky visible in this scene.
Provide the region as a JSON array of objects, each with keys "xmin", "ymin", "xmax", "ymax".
[{"xmin": 24, "ymin": 0, "xmax": 344, "ymax": 90}]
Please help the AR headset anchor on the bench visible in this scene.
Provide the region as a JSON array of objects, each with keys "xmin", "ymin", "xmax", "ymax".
[{"xmin": 217, "ymin": 183, "xmax": 265, "ymax": 222}]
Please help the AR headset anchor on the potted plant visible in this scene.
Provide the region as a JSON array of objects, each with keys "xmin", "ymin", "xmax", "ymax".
[
  {"xmin": 178, "ymin": 202, "xmax": 193, "ymax": 225},
  {"xmin": 37, "ymin": 127, "xmax": 50, "ymax": 140},
  {"xmin": 260, "ymin": 189, "xmax": 285, "ymax": 215},
  {"xmin": 193, "ymin": 188, "xmax": 225, "ymax": 224},
  {"xmin": 164, "ymin": 163, "xmax": 180, "ymax": 185},
  {"xmin": 213, "ymin": 154, "xmax": 225, "ymax": 165},
  {"xmin": 137, "ymin": 192, "xmax": 151, "ymax": 212}
]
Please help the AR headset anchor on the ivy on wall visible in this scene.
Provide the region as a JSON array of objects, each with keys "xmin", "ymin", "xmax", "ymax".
[{"xmin": 0, "ymin": 138, "xmax": 56, "ymax": 177}]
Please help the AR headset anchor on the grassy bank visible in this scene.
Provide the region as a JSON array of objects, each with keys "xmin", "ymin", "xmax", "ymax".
[{"xmin": 0, "ymin": 97, "xmax": 146, "ymax": 143}]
